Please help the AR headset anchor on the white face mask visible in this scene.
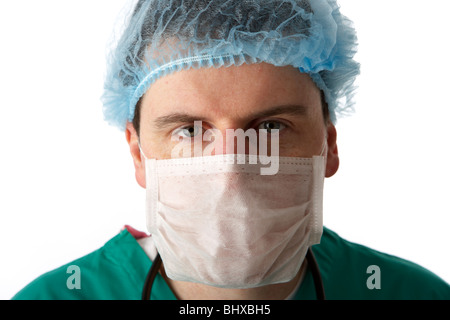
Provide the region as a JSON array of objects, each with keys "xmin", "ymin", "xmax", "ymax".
[{"xmin": 141, "ymin": 145, "xmax": 326, "ymax": 289}]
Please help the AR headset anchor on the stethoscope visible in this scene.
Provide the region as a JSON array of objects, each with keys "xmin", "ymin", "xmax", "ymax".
[{"xmin": 142, "ymin": 248, "xmax": 326, "ymax": 300}]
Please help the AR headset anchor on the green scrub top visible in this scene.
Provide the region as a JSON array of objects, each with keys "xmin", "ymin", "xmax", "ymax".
[{"xmin": 12, "ymin": 227, "xmax": 450, "ymax": 300}]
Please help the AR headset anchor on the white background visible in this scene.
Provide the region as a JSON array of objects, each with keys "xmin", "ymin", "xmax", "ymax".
[{"xmin": 0, "ymin": 0, "xmax": 449, "ymax": 299}]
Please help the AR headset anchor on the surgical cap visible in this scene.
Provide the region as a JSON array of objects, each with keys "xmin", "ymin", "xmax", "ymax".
[{"xmin": 102, "ymin": 0, "xmax": 360, "ymax": 130}]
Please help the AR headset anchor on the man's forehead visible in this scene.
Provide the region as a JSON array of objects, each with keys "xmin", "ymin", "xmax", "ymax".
[
  {"xmin": 147, "ymin": 63, "xmax": 315, "ymax": 88},
  {"xmin": 141, "ymin": 63, "xmax": 321, "ymax": 120}
]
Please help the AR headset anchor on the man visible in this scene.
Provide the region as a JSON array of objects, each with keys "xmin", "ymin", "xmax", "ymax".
[{"xmin": 13, "ymin": 0, "xmax": 450, "ymax": 300}]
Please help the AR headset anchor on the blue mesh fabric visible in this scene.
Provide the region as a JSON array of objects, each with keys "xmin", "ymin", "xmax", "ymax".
[{"xmin": 102, "ymin": 0, "xmax": 360, "ymax": 130}]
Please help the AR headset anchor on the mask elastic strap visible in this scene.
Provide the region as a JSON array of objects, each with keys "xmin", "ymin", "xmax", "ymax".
[
  {"xmin": 319, "ymin": 137, "xmax": 328, "ymax": 157},
  {"xmin": 138, "ymin": 141, "xmax": 149, "ymax": 161}
]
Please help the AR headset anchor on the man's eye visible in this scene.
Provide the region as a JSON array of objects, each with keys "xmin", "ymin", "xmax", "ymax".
[
  {"xmin": 258, "ymin": 121, "xmax": 286, "ymax": 133},
  {"xmin": 174, "ymin": 125, "xmax": 202, "ymax": 138}
]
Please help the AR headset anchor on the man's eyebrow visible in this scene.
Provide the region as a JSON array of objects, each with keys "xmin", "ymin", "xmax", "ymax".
[
  {"xmin": 153, "ymin": 105, "xmax": 308, "ymax": 130},
  {"xmin": 154, "ymin": 113, "xmax": 209, "ymax": 130},
  {"xmin": 250, "ymin": 104, "xmax": 308, "ymax": 119}
]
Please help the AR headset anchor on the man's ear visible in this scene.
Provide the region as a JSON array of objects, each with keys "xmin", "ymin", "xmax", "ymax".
[
  {"xmin": 325, "ymin": 122, "xmax": 339, "ymax": 178},
  {"xmin": 125, "ymin": 122, "xmax": 146, "ymax": 188}
]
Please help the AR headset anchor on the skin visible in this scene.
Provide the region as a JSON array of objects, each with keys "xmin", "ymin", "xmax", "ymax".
[{"xmin": 126, "ymin": 62, "xmax": 339, "ymax": 300}]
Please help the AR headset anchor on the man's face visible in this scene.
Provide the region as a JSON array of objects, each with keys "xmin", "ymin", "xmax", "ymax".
[{"xmin": 127, "ymin": 62, "xmax": 339, "ymax": 188}]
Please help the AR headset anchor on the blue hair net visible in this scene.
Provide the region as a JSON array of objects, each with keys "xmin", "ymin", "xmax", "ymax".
[{"xmin": 102, "ymin": 0, "xmax": 360, "ymax": 130}]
